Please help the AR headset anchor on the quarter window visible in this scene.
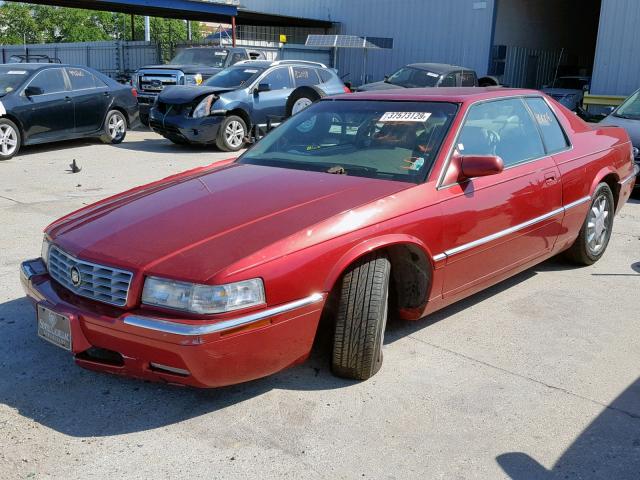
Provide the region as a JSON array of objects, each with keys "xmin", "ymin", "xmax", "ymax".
[
  {"xmin": 293, "ymin": 67, "xmax": 320, "ymax": 87},
  {"xmin": 525, "ymin": 97, "xmax": 569, "ymax": 153},
  {"xmin": 66, "ymin": 68, "xmax": 96, "ymax": 90},
  {"xmin": 460, "ymin": 71, "xmax": 477, "ymax": 87},
  {"xmin": 440, "ymin": 73, "xmax": 457, "ymax": 87},
  {"xmin": 318, "ymin": 69, "xmax": 333, "ymax": 83},
  {"xmin": 28, "ymin": 68, "xmax": 67, "ymax": 95},
  {"xmin": 261, "ymin": 68, "xmax": 292, "ymax": 90},
  {"xmin": 457, "ymin": 98, "xmax": 545, "ymax": 167}
]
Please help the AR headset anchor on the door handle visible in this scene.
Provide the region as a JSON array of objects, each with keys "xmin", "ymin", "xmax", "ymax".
[
  {"xmin": 544, "ymin": 172, "xmax": 558, "ymax": 185},
  {"xmin": 103, "ymin": 92, "xmax": 111, "ymax": 97},
  {"xmin": 64, "ymin": 96, "xmax": 72, "ymax": 102}
]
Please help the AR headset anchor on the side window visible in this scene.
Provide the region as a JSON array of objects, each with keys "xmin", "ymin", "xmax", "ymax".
[
  {"xmin": 28, "ymin": 68, "xmax": 67, "ymax": 95},
  {"xmin": 293, "ymin": 67, "xmax": 320, "ymax": 87},
  {"xmin": 66, "ymin": 68, "xmax": 96, "ymax": 90},
  {"xmin": 460, "ymin": 71, "xmax": 477, "ymax": 87},
  {"xmin": 261, "ymin": 68, "xmax": 292, "ymax": 90},
  {"xmin": 317, "ymin": 69, "xmax": 333, "ymax": 83},
  {"xmin": 525, "ymin": 97, "xmax": 569, "ymax": 153},
  {"xmin": 457, "ymin": 98, "xmax": 545, "ymax": 167},
  {"xmin": 440, "ymin": 73, "xmax": 457, "ymax": 87},
  {"xmin": 229, "ymin": 52, "xmax": 245, "ymax": 65}
]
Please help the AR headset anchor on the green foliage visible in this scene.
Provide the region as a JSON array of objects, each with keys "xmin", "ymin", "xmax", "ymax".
[{"xmin": 0, "ymin": 2, "xmax": 204, "ymax": 45}]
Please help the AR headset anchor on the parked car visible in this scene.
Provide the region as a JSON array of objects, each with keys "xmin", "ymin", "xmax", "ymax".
[
  {"xmin": 599, "ymin": 87, "xmax": 640, "ymax": 193},
  {"xmin": 21, "ymin": 88, "xmax": 637, "ymax": 388},
  {"xmin": 0, "ymin": 64, "xmax": 139, "ymax": 160},
  {"xmin": 149, "ymin": 59, "xmax": 349, "ymax": 151},
  {"xmin": 356, "ymin": 63, "xmax": 499, "ymax": 91},
  {"xmin": 542, "ymin": 76, "xmax": 591, "ymax": 111},
  {"xmin": 134, "ymin": 46, "xmax": 265, "ymax": 125}
]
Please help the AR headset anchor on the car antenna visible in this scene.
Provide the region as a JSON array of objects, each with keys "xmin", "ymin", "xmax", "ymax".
[{"xmin": 551, "ymin": 47, "xmax": 565, "ymax": 88}]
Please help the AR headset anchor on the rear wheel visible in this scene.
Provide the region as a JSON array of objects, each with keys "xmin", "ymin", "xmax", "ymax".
[
  {"xmin": 216, "ymin": 115, "xmax": 246, "ymax": 152},
  {"xmin": 101, "ymin": 110, "xmax": 127, "ymax": 144},
  {"xmin": 0, "ymin": 118, "xmax": 20, "ymax": 161},
  {"xmin": 286, "ymin": 86, "xmax": 326, "ymax": 117},
  {"xmin": 565, "ymin": 182, "xmax": 614, "ymax": 265},
  {"xmin": 332, "ymin": 252, "xmax": 391, "ymax": 380}
]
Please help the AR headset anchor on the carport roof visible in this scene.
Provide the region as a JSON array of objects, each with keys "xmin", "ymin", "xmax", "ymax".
[{"xmin": 6, "ymin": 0, "xmax": 335, "ymax": 27}]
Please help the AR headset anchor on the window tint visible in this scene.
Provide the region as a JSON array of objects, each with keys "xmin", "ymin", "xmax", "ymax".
[
  {"xmin": 440, "ymin": 73, "xmax": 457, "ymax": 87},
  {"xmin": 460, "ymin": 71, "xmax": 477, "ymax": 87},
  {"xmin": 66, "ymin": 68, "xmax": 96, "ymax": 90},
  {"xmin": 525, "ymin": 97, "xmax": 569, "ymax": 152},
  {"xmin": 318, "ymin": 69, "xmax": 333, "ymax": 83},
  {"xmin": 229, "ymin": 52, "xmax": 245, "ymax": 65},
  {"xmin": 261, "ymin": 68, "xmax": 292, "ymax": 90},
  {"xmin": 29, "ymin": 68, "xmax": 67, "ymax": 95},
  {"xmin": 293, "ymin": 67, "xmax": 320, "ymax": 87},
  {"xmin": 457, "ymin": 98, "xmax": 545, "ymax": 167}
]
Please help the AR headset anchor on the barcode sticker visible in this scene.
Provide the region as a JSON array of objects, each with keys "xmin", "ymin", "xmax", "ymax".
[{"xmin": 379, "ymin": 112, "xmax": 432, "ymax": 122}]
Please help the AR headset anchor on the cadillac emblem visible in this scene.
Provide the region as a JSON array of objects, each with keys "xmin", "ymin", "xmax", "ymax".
[{"xmin": 70, "ymin": 266, "xmax": 81, "ymax": 287}]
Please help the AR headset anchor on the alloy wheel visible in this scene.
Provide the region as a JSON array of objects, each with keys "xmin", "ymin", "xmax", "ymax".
[
  {"xmin": 225, "ymin": 120, "xmax": 245, "ymax": 148},
  {"xmin": 108, "ymin": 114, "xmax": 126, "ymax": 140},
  {"xmin": 0, "ymin": 124, "xmax": 18, "ymax": 156}
]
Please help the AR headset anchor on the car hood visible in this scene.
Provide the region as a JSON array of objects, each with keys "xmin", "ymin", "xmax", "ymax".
[
  {"xmin": 157, "ymin": 85, "xmax": 236, "ymax": 105},
  {"xmin": 48, "ymin": 163, "xmax": 411, "ymax": 283},
  {"xmin": 139, "ymin": 64, "xmax": 224, "ymax": 75},
  {"xmin": 356, "ymin": 81, "xmax": 405, "ymax": 91},
  {"xmin": 599, "ymin": 114, "xmax": 640, "ymax": 145}
]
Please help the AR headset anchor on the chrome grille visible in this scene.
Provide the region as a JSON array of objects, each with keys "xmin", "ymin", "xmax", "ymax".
[
  {"xmin": 48, "ymin": 246, "xmax": 133, "ymax": 307},
  {"xmin": 137, "ymin": 70, "xmax": 182, "ymax": 94}
]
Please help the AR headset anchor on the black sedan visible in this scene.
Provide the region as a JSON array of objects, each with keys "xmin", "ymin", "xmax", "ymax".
[{"xmin": 0, "ymin": 64, "xmax": 139, "ymax": 160}]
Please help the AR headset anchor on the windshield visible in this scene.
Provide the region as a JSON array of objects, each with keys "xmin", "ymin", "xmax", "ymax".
[
  {"xmin": 205, "ymin": 66, "xmax": 264, "ymax": 88},
  {"xmin": 386, "ymin": 67, "xmax": 441, "ymax": 88},
  {"xmin": 171, "ymin": 48, "xmax": 228, "ymax": 67},
  {"xmin": 0, "ymin": 67, "xmax": 30, "ymax": 95},
  {"xmin": 549, "ymin": 77, "xmax": 589, "ymax": 90},
  {"xmin": 238, "ymin": 100, "xmax": 458, "ymax": 184},
  {"xmin": 614, "ymin": 89, "xmax": 640, "ymax": 119}
]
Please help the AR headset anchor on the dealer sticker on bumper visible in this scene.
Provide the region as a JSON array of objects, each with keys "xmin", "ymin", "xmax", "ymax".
[{"xmin": 37, "ymin": 305, "xmax": 72, "ymax": 351}]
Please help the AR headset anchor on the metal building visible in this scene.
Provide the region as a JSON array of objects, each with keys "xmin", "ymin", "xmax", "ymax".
[{"xmin": 240, "ymin": 0, "xmax": 637, "ymax": 96}]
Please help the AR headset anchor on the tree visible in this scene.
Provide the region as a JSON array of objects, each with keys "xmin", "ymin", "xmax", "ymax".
[{"xmin": 0, "ymin": 3, "xmax": 203, "ymax": 45}]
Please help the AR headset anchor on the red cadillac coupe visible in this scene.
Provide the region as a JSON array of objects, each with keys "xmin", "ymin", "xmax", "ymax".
[{"xmin": 21, "ymin": 88, "xmax": 638, "ymax": 387}]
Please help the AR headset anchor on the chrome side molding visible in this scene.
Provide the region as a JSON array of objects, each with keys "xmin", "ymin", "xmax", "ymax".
[{"xmin": 124, "ymin": 292, "xmax": 324, "ymax": 336}]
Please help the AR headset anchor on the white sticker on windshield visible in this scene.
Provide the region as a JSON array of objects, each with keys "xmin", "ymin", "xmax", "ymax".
[
  {"xmin": 214, "ymin": 51, "xmax": 227, "ymax": 56},
  {"xmin": 243, "ymin": 69, "xmax": 258, "ymax": 73},
  {"xmin": 427, "ymin": 72, "xmax": 440, "ymax": 78},
  {"xmin": 379, "ymin": 112, "xmax": 432, "ymax": 122},
  {"xmin": 0, "ymin": 101, "xmax": 5, "ymax": 117},
  {"xmin": 7, "ymin": 70, "xmax": 27, "ymax": 75}
]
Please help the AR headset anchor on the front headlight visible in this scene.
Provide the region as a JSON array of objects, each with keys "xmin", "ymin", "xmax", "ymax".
[
  {"xmin": 142, "ymin": 277, "xmax": 265, "ymax": 314},
  {"xmin": 185, "ymin": 73, "xmax": 203, "ymax": 86},
  {"xmin": 41, "ymin": 236, "xmax": 51, "ymax": 266},
  {"xmin": 192, "ymin": 94, "xmax": 215, "ymax": 119}
]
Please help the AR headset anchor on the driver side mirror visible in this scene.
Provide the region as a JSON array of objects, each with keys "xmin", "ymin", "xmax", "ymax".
[
  {"xmin": 24, "ymin": 85, "xmax": 44, "ymax": 97},
  {"xmin": 254, "ymin": 83, "xmax": 271, "ymax": 94},
  {"xmin": 459, "ymin": 155, "xmax": 504, "ymax": 179}
]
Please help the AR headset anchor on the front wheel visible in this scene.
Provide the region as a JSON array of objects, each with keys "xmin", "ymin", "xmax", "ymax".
[
  {"xmin": 101, "ymin": 110, "xmax": 127, "ymax": 144},
  {"xmin": 216, "ymin": 115, "xmax": 246, "ymax": 152},
  {"xmin": 0, "ymin": 118, "xmax": 20, "ymax": 160},
  {"xmin": 565, "ymin": 182, "xmax": 614, "ymax": 265},
  {"xmin": 332, "ymin": 252, "xmax": 391, "ymax": 381}
]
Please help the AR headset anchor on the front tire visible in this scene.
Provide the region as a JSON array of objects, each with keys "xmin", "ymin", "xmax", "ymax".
[
  {"xmin": 286, "ymin": 86, "xmax": 325, "ymax": 117},
  {"xmin": 216, "ymin": 115, "xmax": 246, "ymax": 152},
  {"xmin": 0, "ymin": 118, "xmax": 20, "ymax": 160},
  {"xmin": 565, "ymin": 182, "xmax": 614, "ymax": 265},
  {"xmin": 332, "ymin": 252, "xmax": 391, "ymax": 381},
  {"xmin": 101, "ymin": 110, "xmax": 127, "ymax": 144}
]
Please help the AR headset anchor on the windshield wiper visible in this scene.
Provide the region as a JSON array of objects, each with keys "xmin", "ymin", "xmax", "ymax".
[{"xmin": 614, "ymin": 113, "xmax": 640, "ymax": 120}]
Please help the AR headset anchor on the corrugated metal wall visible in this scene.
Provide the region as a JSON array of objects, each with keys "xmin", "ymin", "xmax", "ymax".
[
  {"xmin": 241, "ymin": 0, "xmax": 496, "ymax": 85},
  {"xmin": 591, "ymin": 0, "xmax": 640, "ymax": 95},
  {"xmin": 501, "ymin": 46, "xmax": 562, "ymax": 88}
]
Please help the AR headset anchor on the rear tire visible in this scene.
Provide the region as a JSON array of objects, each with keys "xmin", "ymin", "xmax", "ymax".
[
  {"xmin": 101, "ymin": 110, "xmax": 127, "ymax": 144},
  {"xmin": 0, "ymin": 118, "xmax": 20, "ymax": 161},
  {"xmin": 215, "ymin": 115, "xmax": 246, "ymax": 152},
  {"xmin": 286, "ymin": 86, "xmax": 326, "ymax": 117},
  {"xmin": 565, "ymin": 182, "xmax": 614, "ymax": 265},
  {"xmin": 332, "ymin": 252, "xmax": 391, "ymax": 381}
]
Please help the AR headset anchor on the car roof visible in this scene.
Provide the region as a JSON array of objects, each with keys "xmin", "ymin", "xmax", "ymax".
[
  {"xmin": 406, "ymin": 63, "xmax": 472, "ymax": 74},
  {"xmin": 329, "ymin": 87, "xmax": 544, "ymax": 103},
  {"xmin": 1, "ymin": 63, "xmax": 83, "ymax": 71}
]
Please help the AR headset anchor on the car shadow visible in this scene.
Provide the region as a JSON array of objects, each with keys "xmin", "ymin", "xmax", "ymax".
[
  {"xmin": 0, "ymin": 256, "xmax": 601, "ymax": 438},
  {"xmin": 13, "ymin": 138, "xmax": 100, "ymax": 157},
  {"xmin": 496, "ymin": 377, "xmax": 640, "ymax": 479},
  {"xmin": 112, "ymin": 137, "xmax": 223, "ymax": 154}
]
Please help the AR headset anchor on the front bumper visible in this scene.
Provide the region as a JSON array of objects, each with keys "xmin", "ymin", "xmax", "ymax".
[
  {"xmin": 149, "ymin": 108, "xmax": 224, "ymax": 144},
  {"xmin": 21, "ymin": 259, "xmax": 326, "ymax": 388}
]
